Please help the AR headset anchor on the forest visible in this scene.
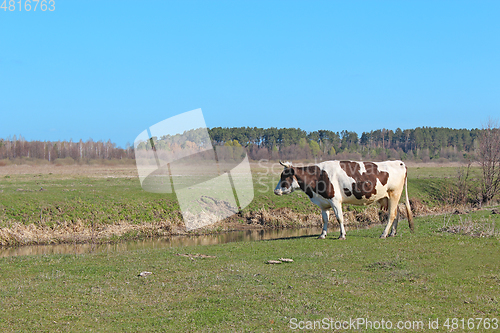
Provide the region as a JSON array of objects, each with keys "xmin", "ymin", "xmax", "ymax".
[
  {"xmin": 0, "ymin": 136, "xmax": 134, "ymax": 163},
  {"xmin": 0, "ymin": 126, "xmax": 483, "ymax": 163},
  {"xmin": 209, "ymin": 126, "xmax": 481, "ymax": 162}
]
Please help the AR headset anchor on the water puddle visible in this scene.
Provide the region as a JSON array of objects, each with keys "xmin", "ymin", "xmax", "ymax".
[{"xmin": 0, "ymin": 227, "xmax": 331, "ymax": 257}]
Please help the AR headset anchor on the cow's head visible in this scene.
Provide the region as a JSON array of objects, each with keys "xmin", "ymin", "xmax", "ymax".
[{"xmin": 274, "ymin": 161, "xmax": 300, "ymax": 196}]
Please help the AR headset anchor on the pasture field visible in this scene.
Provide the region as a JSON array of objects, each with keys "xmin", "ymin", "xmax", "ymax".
[
  {"xmin": 0, "ymin": 162, "xmax": 485, "ymax": 246},
  {"xmin": 0, "ymin": 162, "xmax": 499, "ymax": 332},
  {"xmin": 0, "ymin": 209, "xmax": 498, "ymax": 332}
]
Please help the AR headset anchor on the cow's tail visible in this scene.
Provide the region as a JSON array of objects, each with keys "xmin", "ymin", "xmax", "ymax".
[{"xmin": 404, "ymin": 169, "xmax": 414, "ymax": 232}]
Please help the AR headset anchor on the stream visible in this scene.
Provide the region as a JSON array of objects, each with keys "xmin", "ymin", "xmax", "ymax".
[{"xmin": 0, "ymin": 227, "xmax": 332, "ymax": 257}]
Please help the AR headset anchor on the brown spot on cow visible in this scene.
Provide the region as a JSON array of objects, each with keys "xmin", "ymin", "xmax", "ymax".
[
  {"xmin": 343, "ymin": 187, "xmax": 352, "ymax": 197},
  {"xmin": 292, "ymin": 166, "xmax": 335, "ymax": 199},
  {"xmin": 340, "ymin": 161, "xmax": 389, "ymax": 200}
]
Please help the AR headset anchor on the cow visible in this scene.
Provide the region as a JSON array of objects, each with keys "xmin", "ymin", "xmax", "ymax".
[{"xmin": 274, "ymin": 160, "xmax": 414, "ymax": 239}]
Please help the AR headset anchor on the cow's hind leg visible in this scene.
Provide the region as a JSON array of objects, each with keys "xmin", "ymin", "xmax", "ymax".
[
  {"xmin": 389, "ymin": 209, "xmax": 400, "ymax": 237},
  {"xmin": 331, "ymin": 201, "xmax": 346, "ymax": 240},
  {"xmin": 381, "ymin": 194, "xmax": 400, "ymax": 239},
  {"xmin": 318, "ymin": 210, "xmax": 329, "ymax": 239}
]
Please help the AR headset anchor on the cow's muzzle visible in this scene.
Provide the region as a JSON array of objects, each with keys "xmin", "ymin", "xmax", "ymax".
[{"xmin": 274, "ymin": 188, "xmax": 291, "ymax": 196}]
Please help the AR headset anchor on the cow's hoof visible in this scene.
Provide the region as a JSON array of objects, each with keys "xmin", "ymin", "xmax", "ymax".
[
  {"xmin": 338, "ymin": 236, "xmax": 346, "ymax": 240},
  {"xmin": 380, "ymin": 235, "xmax": 387, "ymax": 239},
  {"xmin": 317, "ymin": 234, "xmax": 326, "ymax": 240},
  {"xmin": 388, "ymin": 233, "xmax": 397, "ymax": 237}
]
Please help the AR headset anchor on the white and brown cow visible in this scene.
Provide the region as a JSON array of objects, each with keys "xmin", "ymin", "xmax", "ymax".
[{"xmin": 274, "ymin": 160, "xmax": 414, "ymax": 239}]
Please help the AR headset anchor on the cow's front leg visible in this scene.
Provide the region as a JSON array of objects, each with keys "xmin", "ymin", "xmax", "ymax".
[
  {"xmin": 331, "ymin": 202, "xmax": 346, "ymax": 240},
  {"xmin": 318, "ymin": 210, "xmax": 329, "ymax": 239}
]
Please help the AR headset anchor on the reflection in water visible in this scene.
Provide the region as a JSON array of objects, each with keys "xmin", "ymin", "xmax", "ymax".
[{"xmin": 0, "ymin": 227, "xmax": 329, "ymax": 257}]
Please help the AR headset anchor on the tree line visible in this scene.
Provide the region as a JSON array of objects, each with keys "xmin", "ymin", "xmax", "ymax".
[
  {"xmin": 0, "ymin": 135, "xmax": 134, "ymax": 162},
  {"xmin": 0, "ymin": 126, "xmax": 484, "ymax": 163},
  {"xmin": 209, "ymin": 126, "xmax": 481, "ymax": 162}
]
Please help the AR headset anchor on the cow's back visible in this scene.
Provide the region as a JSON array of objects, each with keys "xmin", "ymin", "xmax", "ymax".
[
  {"xmin": 317, "ymin": 160, "xmax": 407, "ymax": 204},
  {"xmin": 373, "ymin": 160, "xmax": 407, "ymax": 190}
]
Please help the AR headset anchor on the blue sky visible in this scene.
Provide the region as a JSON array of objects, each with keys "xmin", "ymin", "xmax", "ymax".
[{"xmin": 1, "ymin": 0, "xmax": 499, "ymax": 148}]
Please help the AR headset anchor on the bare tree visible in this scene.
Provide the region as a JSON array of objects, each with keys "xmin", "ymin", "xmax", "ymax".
[
  {"xmin": 448, "ymin": 157, "xmax": 473, "ymax": 205},
  {"xmin": 478, "ymin": 118, "xmax": 500, "ymax": 204}
]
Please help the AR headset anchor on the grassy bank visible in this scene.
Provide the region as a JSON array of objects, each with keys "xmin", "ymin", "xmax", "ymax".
[{"xmin": 0, "ymin": 209, "xmax": 498, "ymax": 332}]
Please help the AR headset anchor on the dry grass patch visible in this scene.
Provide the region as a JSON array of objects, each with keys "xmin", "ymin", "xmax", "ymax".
[
  {"xmin": 242, "ymin": 207, "xmax": 321, "ymax": 228},
  {"xmin": 344, "ymin": 206, "xmax": 383, "ymax": 225},
  {"xmin": 0, "ymin": 220, "xmax": 174, "ymax": 247},
  {"xmin": 439, "ymin": 215, "xmax": 499, "ymax": 238},
  {"xmin": 242, "ymin": 205, "xmax": 398, "ymax": 230},
  {"xmin": 0, "ymin": 164, "xmax": 138, "ymax": 177}
]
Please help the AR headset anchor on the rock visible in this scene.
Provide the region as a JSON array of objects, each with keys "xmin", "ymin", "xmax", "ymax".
[
  {"xmin": 266, "ymin": 258, "xmax": 293, "ymax": 264},
  {"xmin": 138, "ymin": 271, "xmax": 152, "ymax": 277},
  {"xmin": 279, "ymin": 258, "xmax": 293, "ymax": 263},
  {"xmin": 266, "ymin": 260, "xmax": 282, "ymax": 264},
  {"xmin": 176, "ymin": 253, "xmax": 216, "ymax": 259}
]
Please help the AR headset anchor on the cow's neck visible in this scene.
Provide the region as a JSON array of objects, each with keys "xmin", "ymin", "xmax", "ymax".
[
  {"xmin": 293, "ymin": 165, "xmax": 335, "ymax": 199},
  {"xmin": 293, "ymin": 166, "xmax": 319, "ymax": 198}
]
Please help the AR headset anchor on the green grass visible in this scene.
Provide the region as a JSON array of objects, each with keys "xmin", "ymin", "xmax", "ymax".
[
  {"xmin": 0, "ymin": 164, "xmax": 499, "ymax": 331},
  {"xmin": 0, "ymin": 210, "xmax": 498, "ymax": 332},
  {"xmin": 0, "ymin": 164, "xmax": 487, "ymax": 228},
  {"xmin": 406, "ymin": 165, "xmax": 484, "ymax": 206},
  {"xmin": 0, "ymin": 173, "xmax": 182, "ymax": 228}
]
